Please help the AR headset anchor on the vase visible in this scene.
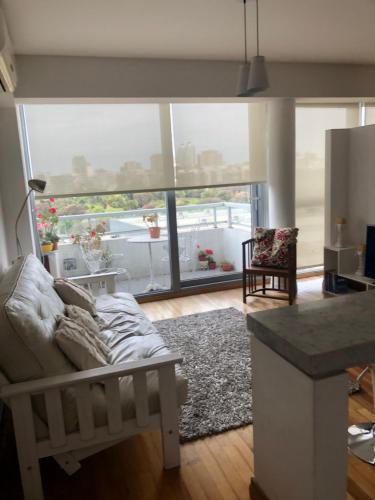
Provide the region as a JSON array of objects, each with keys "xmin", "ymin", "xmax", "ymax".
[
  {"xmin": 149, "ymin": 227, "xmax": 160, "ymax": 239},
  {"xmin": 199, "ymin": 260, "xmax": 209, "ymax": 270},
  {"xmin": 334, "ymin": 223, "xmax": 344, "ymax": 248},
  {"xmin": 355, "ymin": 247, "xmax": 365, "ymax": 276}
]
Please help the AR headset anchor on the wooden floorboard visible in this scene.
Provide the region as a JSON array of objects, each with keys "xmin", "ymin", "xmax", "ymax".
[{"xmin": 1, "ymin": 277, "xmax": 375, "ymax": 499}]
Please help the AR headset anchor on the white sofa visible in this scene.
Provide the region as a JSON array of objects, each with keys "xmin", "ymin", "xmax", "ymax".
[{"xmin": 0, "ymin": 254, "xmax": 187, "ymax": 500}]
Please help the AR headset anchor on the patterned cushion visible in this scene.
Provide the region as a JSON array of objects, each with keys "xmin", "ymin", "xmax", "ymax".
[
  {"xmin": 270, "ymin": 228, "xmax": 298, "ymax": 268},
  {"xmin": 251, "ymin": 228, "xmax": 275, "ymax": 266},
  {"xmin": 251, "ymin": 227, "xmax": 298, "ymax": 269}
]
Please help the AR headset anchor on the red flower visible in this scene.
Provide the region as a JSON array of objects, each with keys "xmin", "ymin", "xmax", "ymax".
[
  {"xmin": 49, "ymin": 197, "xmax": 55, "ymax": 203},
  {"xmin": 49, "ymin": 207, "xmax": 57, "ymax": 214},
  {"xmin": 37, "ymin": 213, "xmax": 43, "ymax": 219},
  {"xmin": 205, "ymin": 249, "xmax": 213, "ymax": 255},
  {"xmin": 90, "ymin": 230, "xmax": 97, "ymax": 237}
]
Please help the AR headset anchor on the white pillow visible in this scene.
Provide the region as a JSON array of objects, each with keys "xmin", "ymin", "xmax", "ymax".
[
  {"xmin": 65, "ymin": 305, "xmax": 110, "ymax": 359},
  {"xmin": 54, "ymin": 279, "xmax": 96, "ymax": 315},
  {"xmin": 55, "ymin": 316, "xmax": 108, "ymax": 370}
]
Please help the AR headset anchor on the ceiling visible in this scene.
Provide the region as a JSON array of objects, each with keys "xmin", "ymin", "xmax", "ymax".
[{"xmin": 3, "ymin": 0, "xmax": 375, "ymax": 64}]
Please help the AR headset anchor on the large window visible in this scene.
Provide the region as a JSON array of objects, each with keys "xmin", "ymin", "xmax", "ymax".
[
  {"xmin": 295, "ymin": 106, "xmax": 358, "ymax": 268},
  {"xmin": 21, "ymin": 103, "xmax": 263, "ymax": 296}
]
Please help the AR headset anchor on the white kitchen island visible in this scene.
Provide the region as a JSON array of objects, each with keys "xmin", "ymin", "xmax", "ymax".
[{"xmin": 247, "ymin": 290, "xmax": 375, "ymax": 500}]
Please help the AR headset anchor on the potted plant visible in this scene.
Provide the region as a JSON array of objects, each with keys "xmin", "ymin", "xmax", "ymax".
[
  {"xmin": 46, "ymin": 231, "xmax": 60, "ymax": 251},
  {"xmin": 220, "ymin": 260, "xmax": 234, "ymax": 272},
  {"xmin": 71, "ymin": 222, "xmax": 111, "ymax": 274},
  {"xmin": 143, "ymin": 213, "xmax": 160, "ymax": 238},
  {"xmin": 36, "ymin": 198, "xmax": 60, "ymax": 251},
  {"xmin": 208, "ymin": 256, "xmax": 216, "ymax": 270},
  {"xmin": 197, "ymin": 245, "xmax": 208, "ymax": 261},
  {"xmin": 41, "ymin": 240, "xmax": 53, "ymax": 254}
]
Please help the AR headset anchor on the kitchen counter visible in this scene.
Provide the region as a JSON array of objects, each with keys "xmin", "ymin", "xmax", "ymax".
[{"xmin": 247, "ymin": 289, "xmax": 375, "ymax": 378}]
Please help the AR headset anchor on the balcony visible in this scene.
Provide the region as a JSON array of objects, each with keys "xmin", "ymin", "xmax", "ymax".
[{"xmin": 54, "ymin": 202, "xmax": 252, "ymax": 296}]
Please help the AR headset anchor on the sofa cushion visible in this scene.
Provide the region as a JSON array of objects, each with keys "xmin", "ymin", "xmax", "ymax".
[
  {"xmin": 54, "ymin": 278, "xmax": 96, "ymax": 315},
  {"xmin": 55, "ymin": 316, "xmax": 108, "ymax": 370},
  {"xmin": 95, "ymin": 292, "xmax": 158, "ymax": 348},
  {"xmin": 0, "ymin": 255, "xmax": 75, "ymax": 382}
]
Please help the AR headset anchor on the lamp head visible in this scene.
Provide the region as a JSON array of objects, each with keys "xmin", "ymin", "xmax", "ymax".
[
  {"xmin": 247, "ymin": 55, "xmax": 269, "ymax": 95},
  {"xmin": 28, "ymin": 179, "xmax": 46, "ymax": 193}
]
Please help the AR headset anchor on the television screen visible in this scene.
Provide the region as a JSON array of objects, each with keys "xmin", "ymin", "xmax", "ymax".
[{"xmin": 365, "ymin": 225, "xmax": 375, "ymax": 279}]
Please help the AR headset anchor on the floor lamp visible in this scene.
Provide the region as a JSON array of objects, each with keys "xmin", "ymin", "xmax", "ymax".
[{"xmin": 15, "ymin": 179, "xmax": 46, "ymax": 256}]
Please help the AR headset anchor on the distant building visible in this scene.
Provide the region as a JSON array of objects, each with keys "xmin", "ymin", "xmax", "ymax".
[{"xmin": 176, "ymin": 142, "xmax": 196, "ymax": 168}]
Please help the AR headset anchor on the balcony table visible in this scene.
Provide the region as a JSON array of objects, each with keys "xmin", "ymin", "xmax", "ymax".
[{"xmin": 128, "ymin": 234, "xmax": 168, "ymax": 292}]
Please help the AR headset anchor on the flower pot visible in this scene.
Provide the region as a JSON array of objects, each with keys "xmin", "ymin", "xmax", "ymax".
[
  {"xmin": 52, "ymin": 242, "xmax": 59, "ymax": 251},
  {"xmin": 208, "ymin": 262, "xmax": 216, "ymax": 270},
  {"xmin": 198, "ymin": 255, "xmax": 207, "ymax": 261},
  {"xmin": 221, "ymin": 263, "xmax": 234, "ymax": 272},
  {"xmin": 41, "ymin": 243, "xmax": 53, "ymax": 254},
  {"xmin": 199, "ymin": 260, "xmax": 209, "ymax": 270},
  {"xmin": 149, "ymin": 227, "xmax": 161, "ymax": 239}
]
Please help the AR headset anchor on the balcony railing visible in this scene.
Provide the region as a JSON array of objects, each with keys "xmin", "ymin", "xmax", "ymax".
[{"xmin": 56, "ymin": 201, "xmax": 252, "ymax": 239}]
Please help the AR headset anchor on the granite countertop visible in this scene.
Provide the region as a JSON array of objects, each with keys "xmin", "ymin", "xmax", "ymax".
[{"xmin": 247, "ymin": 290, "xmax": 375, "ymax": 378}]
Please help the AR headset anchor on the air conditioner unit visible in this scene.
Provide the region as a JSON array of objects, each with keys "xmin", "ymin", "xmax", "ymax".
[{"xmin": 0, "ymin": 9, "xmax": 17, "ymax": 92}]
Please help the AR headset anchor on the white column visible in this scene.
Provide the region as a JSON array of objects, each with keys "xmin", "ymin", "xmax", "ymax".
[{"xmin": 267, "ymin": 98, "xmax": 296, "ymax": 228}]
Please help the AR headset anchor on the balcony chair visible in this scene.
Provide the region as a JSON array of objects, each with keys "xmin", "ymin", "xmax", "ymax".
[{"xmin": 242, "ymin": 228, "xmax": 298, "ymax": 306}]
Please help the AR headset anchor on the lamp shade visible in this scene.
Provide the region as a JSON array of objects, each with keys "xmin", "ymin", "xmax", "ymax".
[
  {"xmin": 236, "ymin": 63, "xmax": 251, "ymax": 97},
  {"xmin": 28, "ymin": 178, "xmax": 46, "ymax": 193},
  {"xmin": 247, "ymin": 55, "xmax": 269, "ymax": 95}
]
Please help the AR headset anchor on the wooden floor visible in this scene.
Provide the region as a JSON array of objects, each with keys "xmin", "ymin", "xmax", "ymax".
[{"xmin": 2, "ymin": 278, "xmax": 375, "ymax": 499}]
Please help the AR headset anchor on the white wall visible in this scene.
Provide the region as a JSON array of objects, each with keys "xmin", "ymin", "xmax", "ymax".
[
  {"xmin": 0, "ymin": 191, "xmax": 8, "ymax": 273},
  {"xmin": 0, "ymin": 95, "xmax": 34, "ymax": 263},
  {"xmin": 324, "ymin": 128, "xmax": 351, "ymax": 247},
  {"xmin": 14, "ymin": 55, "xmax": 375, "ymax": 99},
  {"xmin": 325, "ymin": 124, "xmax": 375, "ymax": 247},
  {"xmin": 347, "ymin": 124, "xmax": 375, "ymax": 244}
]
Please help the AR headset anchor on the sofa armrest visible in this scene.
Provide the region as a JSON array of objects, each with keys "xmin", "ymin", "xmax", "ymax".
[
  {"xmin": 69, "ymin": 271, "xmax": 118, "ymax": 293},
  {"xmin": 0, "ymin": 353, "xmax": 182, "ymax": 399}
]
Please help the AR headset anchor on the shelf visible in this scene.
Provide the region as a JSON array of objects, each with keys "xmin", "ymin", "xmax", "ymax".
[
  {"xmin": 337, "ymin": 273, "xmax": 375, "ymax": 286},
  {"xmin": 324, "ymin": 246, "xmax": 356, "ymax": 252}
]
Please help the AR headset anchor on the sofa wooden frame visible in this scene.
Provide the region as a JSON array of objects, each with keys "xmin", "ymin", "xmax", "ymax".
[{"xmin": 0, "ymin": 273, "xmax": 183, "ymax": 500}]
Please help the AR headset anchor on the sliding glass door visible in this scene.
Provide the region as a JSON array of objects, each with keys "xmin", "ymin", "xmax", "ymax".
[{"xmin": 19, "ymin": 102, "xmax": 265, "ymax": 297}]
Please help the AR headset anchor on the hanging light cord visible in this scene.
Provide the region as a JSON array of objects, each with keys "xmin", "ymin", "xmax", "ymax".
[
  {"xmin": 243, "ymin": 0, "xmax": 248, "ymax": 64},
  {"xmin": 256, "ymin": 0, "xmax": 260, "ymax": 56}
]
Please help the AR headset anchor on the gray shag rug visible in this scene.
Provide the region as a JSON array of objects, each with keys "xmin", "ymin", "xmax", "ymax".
[
  {"xmin": 155, "ymin": 307, "xmax": 360, "ymax": 442},
  {"xmin": 155, "ymin": 308, "xmax": 251, "ymax": 442}
]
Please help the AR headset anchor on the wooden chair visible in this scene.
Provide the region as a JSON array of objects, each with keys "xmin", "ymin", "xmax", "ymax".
[{"xmin": 242, "ymin": 238, "xmax": 297, "ymax": 305}]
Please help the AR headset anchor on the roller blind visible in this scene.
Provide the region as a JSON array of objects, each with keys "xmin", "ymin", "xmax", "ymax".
[
  {"xmin": 171, "ymin": 102, "xmax": 267, "ymax": 189},
  {"xmin": 22, "ymin": 102, "xmax": 267, "ymax": 197}
]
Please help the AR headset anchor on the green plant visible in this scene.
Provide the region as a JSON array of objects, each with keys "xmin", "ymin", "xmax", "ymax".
[{"xmin": 143, "ymin": 213, "xmax": 159, "ymax": 227}]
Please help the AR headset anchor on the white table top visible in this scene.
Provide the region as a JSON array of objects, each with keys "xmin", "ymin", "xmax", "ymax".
[{"xmin": 127, "ymin": 235, "xmax": 168, "ymax": 244}]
